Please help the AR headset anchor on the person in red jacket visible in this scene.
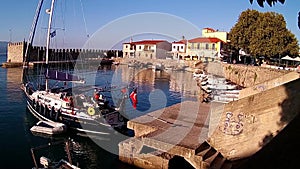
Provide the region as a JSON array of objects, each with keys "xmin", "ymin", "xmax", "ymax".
[{"xmin": 130, "ymin": 88, "xmax": 137, "ymax": 109}]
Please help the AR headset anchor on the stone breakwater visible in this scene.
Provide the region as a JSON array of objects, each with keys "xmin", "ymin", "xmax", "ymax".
[{"xmin": 206, "ymin": 62, "xmax": 288, "ymax": 87}]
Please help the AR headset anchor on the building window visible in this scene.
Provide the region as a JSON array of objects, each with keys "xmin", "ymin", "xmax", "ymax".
[
  {"xmin": 212, "ymin": 44, "xmax": 215, "ymax": 50},
  {"xmin": 197, "ymin": 43, "xmax": 200, "ymax": 49},
  {"xmin": 173, "ymin": 46, "xmax": 176, "ymax": 49},
  {"xmin": 126, "ymin": 45, "xmax": 128, "ymax": 48},
  {"xmin": 139, "ymin": 46, "xmax": 142, "ymax": 50},
  {"xmin": 181, "ymin": 46, "xmax": 183, "ymax": 49},
  {"xmin": 205, "ymin": 44, "xmax": 209, "ymax": 50}
]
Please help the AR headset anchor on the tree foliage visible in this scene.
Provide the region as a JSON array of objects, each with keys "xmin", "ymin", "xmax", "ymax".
[
  {"xmin": 249, "ymin": 0, "xmax": 285, "ymax": 7},
  {"xmin": 229, "ymin": 9, "xmax": 299, "ymax": 59}
]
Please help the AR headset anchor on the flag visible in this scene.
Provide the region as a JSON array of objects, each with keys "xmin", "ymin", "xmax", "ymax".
[
  {"xmin": 50, "ymin": 30, "xmax": 56, "ymax": 38},
  {"xmin": 130, "ymin": 88, "xmax": 137, "ymax": 109}
]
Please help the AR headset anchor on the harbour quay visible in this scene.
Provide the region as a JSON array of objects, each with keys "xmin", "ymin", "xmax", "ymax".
[
  {"xmin": 119, "ymin": 62, "xmax": 300, "ymax": 169},
  {"xmin": 119, "ymin": 101, "xmax": 213, "ymax": 169}
]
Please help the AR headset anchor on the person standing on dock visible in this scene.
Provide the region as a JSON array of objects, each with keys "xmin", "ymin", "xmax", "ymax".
[{"xmin": 130, "ymin": 88, "xmax": 138, "ymax": 109}]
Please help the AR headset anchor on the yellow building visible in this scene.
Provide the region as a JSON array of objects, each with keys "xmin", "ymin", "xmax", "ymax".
[
  {"xmin": 185, "ymin": 37, "xmax": 224, "ymax": 60},
  {"xmin": 169, "ymin": 28, "xmax": 228, "ymax": 61},
  {"xmin": 202, "ymin": 27, "xmax": 228, "ymax": 42}
]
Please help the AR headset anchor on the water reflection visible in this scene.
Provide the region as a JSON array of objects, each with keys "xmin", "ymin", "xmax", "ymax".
[
  {"xmin": 118, "ymin": 65, "xmax": 199, "ymax": 98},
  {"xmin": 6, "ymin": 67, "xmax": 23, "ymax": 102},
  {"xmin": 108, "ymin": 65, "xmax": 199, "ymax": 119},
  {"xmin": 1, "ymin": 64, "xmax": 200, "ymax": 169}
]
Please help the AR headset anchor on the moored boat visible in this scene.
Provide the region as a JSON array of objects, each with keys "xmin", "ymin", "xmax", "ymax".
[
  {"xmin": 22, "ymin": 0, "xmax": 130, "ymax": 137},
  {"xmin": 30, "ymin": 120, "xmax": 67, "ymax": 135}
]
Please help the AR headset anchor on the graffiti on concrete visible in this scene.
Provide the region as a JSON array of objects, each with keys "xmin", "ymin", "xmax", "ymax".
[
  {"xmin": 220, "ymin": 112, "xmax": 244, "ymax": 135},
  {"xmin": 253, "ymin": 85, "xmax": 266, "ymax": 92}
]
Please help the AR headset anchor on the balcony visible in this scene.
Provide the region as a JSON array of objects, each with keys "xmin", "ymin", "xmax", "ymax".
[{"xmin": 143, "ymin": 49, "xmax": 155, "ymax": 52}]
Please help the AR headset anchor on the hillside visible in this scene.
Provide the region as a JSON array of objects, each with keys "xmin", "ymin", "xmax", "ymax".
[{"xmin": 0, "ymin": 41, "xmax": 8, "ymax": 54}]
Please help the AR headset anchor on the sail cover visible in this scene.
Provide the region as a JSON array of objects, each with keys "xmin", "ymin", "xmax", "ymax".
[{"xmin": 45, "ymin": 69, "xmax": 85, "ymax": 83}]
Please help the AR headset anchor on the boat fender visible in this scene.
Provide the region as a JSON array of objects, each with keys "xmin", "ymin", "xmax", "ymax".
[
  {"xmin": 35, "ymin": 101, "xmax": 39, "ymax": 110},
  {"xmin": 71, "ymin": 109, "xmax": 76, "ymax": 115},
  {"xmin": 87, "ymin": 107, "xmax": 95, "ymax": 116},
  {"xmin": 55, "ymin": 110, "xmax": 61, "ymax": 121},
  {"xmin": 32, "ymin": 99, "xmax": 35, "ymax": 107},
  {"xmin": 118, "ymin": 114, "xmax": 124, "ymax": 122},
  {"xmin": 50, "ymin": 107, "xmax": 55, "ymax": 119}
]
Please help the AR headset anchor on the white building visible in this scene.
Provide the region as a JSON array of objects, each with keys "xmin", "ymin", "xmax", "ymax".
[
  {"xmin": 123, "ymin": 40, "xmax": 171, "ymax": 59},
  {"xmin": 170, "ymin": 40, "xmax": 187, "ymax": 60}
]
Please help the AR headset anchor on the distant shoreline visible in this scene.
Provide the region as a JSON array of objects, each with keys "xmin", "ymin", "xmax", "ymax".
[
  {"xmin": 0, "ymin": 54, "xmax": 7, "ymax": 66},
  {"xmin": 0, "ymin": 41, "xmax": 8, "ymax": 54}
]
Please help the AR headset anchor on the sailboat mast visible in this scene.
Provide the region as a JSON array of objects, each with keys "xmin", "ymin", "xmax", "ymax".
[
  {"xmin": 45, "ymin": 0, "xmax": 56, "ymax": 91},
  {"xmin": 24, "ymin": 0, "xmax": 44, "ymax": 67}
]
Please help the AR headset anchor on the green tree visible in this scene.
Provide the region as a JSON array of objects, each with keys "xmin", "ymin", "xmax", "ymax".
[
  {"xmin": 250, "ymin": 0, "xmax": 285, "ymax": 7},
  {"xmin": 229, "ymin": 9, "xmax": 260, "ymax": 54},
  {"xmin": 229, "ymin": 9, "xmax": 299, "ymax": 59}
]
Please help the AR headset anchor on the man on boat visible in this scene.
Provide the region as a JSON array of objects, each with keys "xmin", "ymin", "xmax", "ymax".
[
  {"xmin": 93, "ymin": 89, "xmax": 103, "ymax": 102},
  {"xmin": 93, "ymin": 89, "xmax": 106, "ymax": 106}
]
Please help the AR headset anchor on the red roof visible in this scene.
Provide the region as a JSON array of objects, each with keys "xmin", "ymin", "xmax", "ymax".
[
  {"xmin": 124, "ymin": 40, "xmax": 166, "ymax": 45},
  {"xmin": 188, "ymin": 37, "xmax": 223, "ymax": 43},
  {"xmin": 172, "ymin": 40, "xmax": 187, "ymax": 44},
  {"xmin": 203, "ymin": 28, "xmax": 216, "ymax": 32}
]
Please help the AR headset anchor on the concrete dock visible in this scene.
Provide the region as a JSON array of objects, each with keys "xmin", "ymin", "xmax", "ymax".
[
  {"xmin": 119, "ymin": 65, "xmax": 300, "ymax": 169},
  {"xmin": 119, "ymin": 101, "xmax": 232, "ymax": 169}
]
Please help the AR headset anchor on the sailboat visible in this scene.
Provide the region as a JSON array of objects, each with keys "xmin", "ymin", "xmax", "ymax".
[{"xmin": 22, "ymin": 0, "xmax": 129, "ymax": 136}]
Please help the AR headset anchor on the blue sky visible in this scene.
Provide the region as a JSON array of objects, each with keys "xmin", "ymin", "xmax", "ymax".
[{"xmin": 0, "ymin": 0, "xmax": 299, "ymax": 49}]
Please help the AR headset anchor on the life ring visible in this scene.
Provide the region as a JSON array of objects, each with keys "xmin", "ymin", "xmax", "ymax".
[{"xmin": 87, "ymin": 107, "xmax": 95, "ymax": 116}]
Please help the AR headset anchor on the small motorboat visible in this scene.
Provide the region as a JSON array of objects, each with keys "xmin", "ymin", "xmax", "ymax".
[
  {"xmin": 30, "ymin": 121, "xmax": 67, "ymax": 135},
  {"xmin": 31, "ymin": 139, "xmax": 80, "ymax": 169},
  {"xmin": 39, "ymin": 157, "xmax": 80, "ymax": 169}
]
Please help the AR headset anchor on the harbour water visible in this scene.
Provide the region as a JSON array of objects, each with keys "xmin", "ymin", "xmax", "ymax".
[{"xmin": 0, "ymin": 54, "xmax": 199, "ymax": 169}]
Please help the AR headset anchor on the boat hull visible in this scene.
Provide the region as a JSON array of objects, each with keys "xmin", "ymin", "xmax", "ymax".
[{"xmin": 25, "ymin": 92, "xmax": 129, "ymax": 136}]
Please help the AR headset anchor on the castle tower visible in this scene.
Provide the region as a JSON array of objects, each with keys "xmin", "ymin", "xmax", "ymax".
[{"xmin": 7, "ymin": 41, "xmax": 26, "ymax": 63}]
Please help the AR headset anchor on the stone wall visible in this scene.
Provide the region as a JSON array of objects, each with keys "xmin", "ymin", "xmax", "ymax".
[
  {"xmin": 207, "ymin": 62, "xmax": 288, "ymax": 87},
  {"xmin": 208, "ymin": 78, "xmax": 300, "ymax": 160},
  {"xmin": 6, "ymin": 41, "xmax": 122, "ymax": 64},
  {"xmin": 239, "ymin": 71, "xmax": 300, "ymax": 99},
  {"xmin": 7, "ymin": 42, "xmax": 25, "ymax": 63}
]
